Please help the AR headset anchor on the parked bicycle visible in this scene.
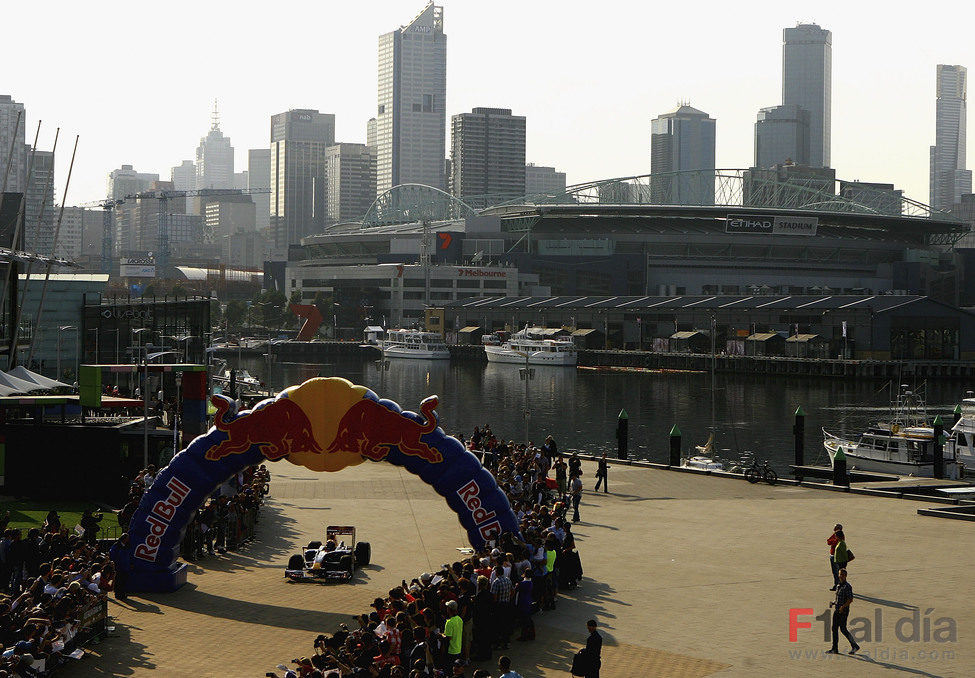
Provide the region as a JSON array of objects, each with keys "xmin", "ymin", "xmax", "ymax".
[{"xmin": 744, "ymin": 458, "xmax": 778, "ymax": 485}]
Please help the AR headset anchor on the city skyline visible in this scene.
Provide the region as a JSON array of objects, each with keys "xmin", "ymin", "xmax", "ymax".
[{"xmin": 2, "ymin": 0, "xmax": 974, "ymax": 211}]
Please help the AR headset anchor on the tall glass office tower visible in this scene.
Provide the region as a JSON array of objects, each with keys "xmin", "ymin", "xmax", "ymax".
[
  {"xmin": 930, "ymin": 65, "xmax": 971, "ymax": 212},
  {"xmin": 376, "ymin": 2, "xmax": 446, "ymax": 195},
  {"xmin": 782, "ymin": 24, "xmax": 831, "ymax": 168}
]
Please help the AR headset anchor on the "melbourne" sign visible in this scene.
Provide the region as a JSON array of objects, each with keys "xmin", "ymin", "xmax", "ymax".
[{"xmin": 726, "ymin": 215, "xmax": 818, "ymax": 236}]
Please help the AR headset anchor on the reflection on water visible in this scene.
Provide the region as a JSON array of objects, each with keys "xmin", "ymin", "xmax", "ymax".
[{"xmin": 241, "ymin": 355, "xmax": 972, "ymax": 475}]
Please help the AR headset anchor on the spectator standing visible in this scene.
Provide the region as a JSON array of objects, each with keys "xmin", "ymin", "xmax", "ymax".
[
  {"xmin": 583, "ymin": 619, "xmax": 602, "ymax": 678},
  {"xmin": 443, "ymin": 600, "xmax": 464, "ymax": 666},
  {"xmin": 570, "ymin": 473, "xmax": 583, "ymax": 523},
  {"xmin": 80, "ymin": 510, "xmax": 103, "ymax": 546},
  {"xmin": 833, "ymin": 529, "xmax": 850, "ymax": 572},
  {"xmin": 826, "ymin": 523, "xmax": 842, "ymax": 590},
  {"xmin": 498, "ymin": 655, "xmax": 523, "ymax": 678},
  {"xmin": 490, "ymin": 565, "xmax": 513, "ymax": 650}
]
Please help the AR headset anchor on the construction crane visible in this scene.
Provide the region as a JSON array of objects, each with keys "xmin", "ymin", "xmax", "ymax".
[
  {"xmin": 80, "ymin": 199, "xmax": 123, "ymax": 274},
  {"xmin": 91, "ymin": 187, "xmax": 269, "ymax": 276}
]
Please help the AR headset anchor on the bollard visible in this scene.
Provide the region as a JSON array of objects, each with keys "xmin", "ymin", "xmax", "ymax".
[
  {"xmin": 793, "ymin": 405, "xmax": 805, "ymax": 481},
  {"xmin": 616, "ymin": 409, "xmax": 629, "ymax": 460},
  {"xmin": 954, "ymin": 404, "xmax": 962, "ymax": 427},
  {"xmin": 832, "ymin": 446, "xmax": 849, "ymax": 487},
  {"xmin": 933, "ymin": 415, "xmax": 944, "ymax": 480},
  {"xmin": 669, "ymin": 425, "xmax": 681, "ymax": 467}
]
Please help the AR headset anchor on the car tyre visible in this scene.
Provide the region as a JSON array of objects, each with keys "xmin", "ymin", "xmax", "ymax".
[
  {"xmin": 355, "ymin": 541, "xmax": 371, "ymax": 567},
  {"xmin": 288, "ymin": 554, "xmax": 305, "ymax": 571}
]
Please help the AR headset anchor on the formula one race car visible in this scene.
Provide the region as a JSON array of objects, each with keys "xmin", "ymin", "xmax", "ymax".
[{"xmin": 285, "ymin": 525, "xmax": 371, "ymax": 583}]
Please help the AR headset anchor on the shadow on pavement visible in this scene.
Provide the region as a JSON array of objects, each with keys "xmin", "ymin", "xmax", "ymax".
[
  {"xmin": 854, "ymin": 594, "xmax": 918, "ymax": 610},
  {"xmin": 852, "ymin": 654, "xmax": 947, "ymax": 677},
  {"xmin": 55, "ymin": 623, "xmax": 157, "ymax": 677}
]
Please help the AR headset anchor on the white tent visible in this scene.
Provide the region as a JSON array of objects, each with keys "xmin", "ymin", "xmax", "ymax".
[
  {"xmin": 7, "ymin": 366, "xmax": 71, "ymax": 390},
  {"xmin": 0, "ymin": 370, "xmax": 43, "ymax": 395}
]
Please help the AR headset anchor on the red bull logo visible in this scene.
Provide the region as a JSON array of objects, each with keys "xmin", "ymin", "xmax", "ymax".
[
  {"xmin": 206, "ymin": 396, "xmax": 322, "ymax": 461},
  {"xmin": 327, "ymin": 395, "xmax": 443, "ymax": 463}
]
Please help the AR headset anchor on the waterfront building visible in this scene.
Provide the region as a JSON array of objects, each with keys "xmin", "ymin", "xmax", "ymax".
[
  {"xmin": 195, "ymin": 105, "xmax": 235, "ymax": 190},
  {"xmin": 24, "ymin": 150, "xmax": 55, "ymax": 256},
  {"xmin": 0, "ymin": 95, "xmax": 26, "ymax": 193},
  {"xmin": 650, "ymin": 104, "xmax": 716, "ymax": 205},
  {"xmin": 930, "ymin": 64, "xmax": 972, "ymax": 212},
  {"xmin": 269, "ymin": 109, "xmax": 335, "ymax": 258},
  {"xmin": 525, "ymin": 164, "xmax": 566, "ymax": 196},
  {"xmin": 782, "ymin": 23, "xmax": 831, "ymax": 168},
  {"xmin": 450, "ymin": 108, "xmax": 526, "ymax": 204},
  {"xmin": 248, "ymin": 148, "xmax": 271, "ymax": 235},
  {"xmin": 754, "ymin": 104, "xmax": 809, "ymax": 167},
  {"xmin": 376, "ymin": 2, "xmax": 447, "ymax": 195},
  {"xmin": 107, "ymin": 165, "xmax": 158, "ymax": 201},
  {"xmin": 325, "ymin": 143, "xmax": 376, "ymax": 224}
]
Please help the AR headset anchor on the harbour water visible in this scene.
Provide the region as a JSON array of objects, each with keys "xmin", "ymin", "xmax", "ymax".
[{"xmin": 237, "ymin": 354, "xmax": 972, "ymax": 475}]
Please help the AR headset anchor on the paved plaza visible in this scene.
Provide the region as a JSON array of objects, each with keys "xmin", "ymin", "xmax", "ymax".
[{"xmin": 62, "ymin": 459, "xmax": 971, "ymax": 677}]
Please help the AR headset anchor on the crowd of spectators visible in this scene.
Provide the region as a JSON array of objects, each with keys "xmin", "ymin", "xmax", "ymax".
[
  {"xmin": 0, "ymin": 511, "xmax": 114, "ymax": 676},
  {"xmin": 268, "ymin": 429, "xmax": 582, "ymax": 678}
]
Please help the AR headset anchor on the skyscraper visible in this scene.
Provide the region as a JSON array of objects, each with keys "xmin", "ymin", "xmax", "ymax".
[
  {"xmin": 196, "ymin": 104, "xmax": 234, "ymax": 190},
  {"xmin": 24, "ymin": 150, "xmax": 55, "ymax": 256},
  {"xmin": 754, "ymin": 104, "xmax": 809, "ymax": 168},
  {"xmin": 171, "ymin": 160, "xmax": 196, "ymax": 191},
  {"xmin": 248, "ymin": 148, "xmax": 271, "ymax": 234},
  {"xmin": 376, "ymin": 2, "xmax": 447, "ymax": 195},
  {"xmin": 269, "ymin": 109, "xmax": 335, "ymax": 257},
  {"xmin": 930, "ymin": 64, "xmax": 971, "ymax": 212},
  {"xmin": 325, "ymin": 143, "xmax": 377, "ymax": 224},
  {"xmin": 450, "ymin": 107, "xmax": 526, "ymax": 203},
  {"xmin": 650, "ymin": 104, "xmax": 716, "ymax": 205},
  {"xmin": 107, "ymin": 165, "xmax": 158, "ymax": 200},
  {"xmin": 0, "ymin": 95, "xmax": 26, "ymax": 194},
  {"xmin": 782, "ymin": 23, "xmax": 831, "ymax": 168}
]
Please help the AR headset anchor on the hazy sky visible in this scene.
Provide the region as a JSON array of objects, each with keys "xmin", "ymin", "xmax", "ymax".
[{"xmin": 3, "ymin": 0, "xmax": 973, "ymax": 208}]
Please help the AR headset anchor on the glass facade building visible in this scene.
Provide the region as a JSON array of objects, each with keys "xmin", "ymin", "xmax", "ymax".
[
  {"xmin": 376, "ymin": 3, "xmax": 447, "ymax": 195},
  {"xmin": 650, "ymin": 105, "xmax": 716, "ymax": 205},
  {"xmin": 782, "ymin": 23, "xmax": 831, "ymax": 168},
  {"xmin": 930, "ymin": 64, "xmax": 972, "ymax": 211}
]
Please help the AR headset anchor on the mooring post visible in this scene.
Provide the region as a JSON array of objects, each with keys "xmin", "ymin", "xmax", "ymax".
[
  {"xmin": 669, "ymin": 425, "xmax": 681, "ymax": 467},
  {"xmin": 793, "ymin": 405, "xmax": 805, "ymax": 481},
  {"xmin": 616, "ymin": 408, "xmax": 629, "ymax": 460},
  {"xmin": 933, "ymin": 415, "xmax": 944, "ymax": 480},
  {"xmin": 832, "ymin": 446, "xmax": 849, "ymax": 487}
]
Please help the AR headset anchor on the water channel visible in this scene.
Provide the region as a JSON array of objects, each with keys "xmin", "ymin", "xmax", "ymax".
[{"xmin": 235, "ymin": 354, "xmax": 973, "ymax": 476}]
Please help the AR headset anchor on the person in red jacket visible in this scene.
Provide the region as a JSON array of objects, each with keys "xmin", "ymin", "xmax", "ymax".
[{"xmin": 826, "ymin": 523, "xmax": 842, "ymax": 591}]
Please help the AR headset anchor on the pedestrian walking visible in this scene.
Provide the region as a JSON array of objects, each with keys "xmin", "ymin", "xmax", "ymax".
[
  {"xmin": 570, "ymin": 472, "xmax": 583, "ymax": 522},
  {"xmin": 594, "ymin": 453, "xmax": 608, "ymax": 493},
  {"xmin": 833, "ymin": 529, "xmax": 852, "ymax": 572},
  {"xmin": 826, "ymin": 522, "xmax": 842, "ymax": 590},
  {"xmin": 826, "ymin": 569, "xmax": 860, "ymax": 655}
]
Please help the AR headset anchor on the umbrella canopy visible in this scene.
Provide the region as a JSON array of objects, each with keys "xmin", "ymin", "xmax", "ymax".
[{"xmin": 7, "ymin": 366, "xmax": 71, "ymax": 390}]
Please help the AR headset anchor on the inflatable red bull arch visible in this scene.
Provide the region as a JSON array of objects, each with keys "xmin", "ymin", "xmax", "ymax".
[{"xmin": 116, "ymin": 377, "xmax": 520, "ymax": 592}]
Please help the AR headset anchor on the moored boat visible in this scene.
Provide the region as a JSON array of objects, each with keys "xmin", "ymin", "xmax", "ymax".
[
  {"xmin": 484, "ymin": 326, "xmax": 577, "ymax": 366},
  {"xmin": 822, "ymin": 387, "xmax": 962, "ymax": 478},
  {"xmin": 381, "ymin": 329, "xmax": 450, "ymax": 360}
]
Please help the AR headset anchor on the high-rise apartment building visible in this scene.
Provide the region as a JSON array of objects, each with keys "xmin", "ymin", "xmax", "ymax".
[
  {"xmin": 754, "ymin": 104, "xmax": 809, "ymax": 168},
  {"xmin": 930, "ymin": 64, "xmax": 971, "ymax": 212},
  {"xmin": 650, "ymin": 104, "xmax": 716, "ymax": 205},
  {"xmin": 196, "ymin": 107, "xmax": 235, "ymax": 190},
  {"xmin": 0, "ymin": 95, "xmax": 26, "ymax": 194},
  {"xmin": 107, "ymin": 165, "xmax": 158, "ymax": 200},
  {"xmin": 24, "ymin": 150, "xmax": 55, "ymax": 255},
  {"xmin": 450, "ymin": 108, "xmax": 526, "ymax": 202},
  {"xmin": 248, "ymin": 148, "xmax": 271, "ymax": 235},
  {"xmin": 325, "ymin": 143, "xmax": 376, "ymax": 224},
  {"xmin": 525, "ymin": 164, "xmax": 566, "ymax": 196},
  {"xmin": 269, "ymin": 109, "xmax": 335, "ymax": 257},
  {"xmin": 376, "ymin": 2, "xmax": 447, "ymax": 195},
  {"xmin": 782, "ymin": 23, "xmax": 831, "ymax": 168}
]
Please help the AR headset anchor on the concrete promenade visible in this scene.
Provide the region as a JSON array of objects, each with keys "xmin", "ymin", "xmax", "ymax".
[{"xmin": 62, "ymin": 460, "xmax": 972, "ymax": 677}]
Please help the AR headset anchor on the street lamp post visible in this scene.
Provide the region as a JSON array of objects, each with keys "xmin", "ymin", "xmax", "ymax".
[
  {"xmin": 57, "ymin": 325, "xmax": 75, "ymax": 381},
  {"xmin": 517, "ymin": 349, "xmax": 534, "ymax": 443},
  {"xmin": 133, "ymin": 327, "xmax": 151, "ymax": 468}
]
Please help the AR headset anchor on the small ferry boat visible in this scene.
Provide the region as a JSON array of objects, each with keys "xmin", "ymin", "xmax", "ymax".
[
  {"xmin": 822, "ymin": 387, "xmax": 962, "ymax": 478},
  {"xmin": 382, "ymin": 329, "xmax": 450, "ymax": 360},
  {"xmin": 484, "ymin": 326, "xmax": 577, "ymax": 366},
  {"xmin": 948, "ymin": 394, "xmax": 975, "ymax": 470}
]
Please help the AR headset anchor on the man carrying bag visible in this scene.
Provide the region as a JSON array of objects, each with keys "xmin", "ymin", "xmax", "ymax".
[{"xmin": 571, "ymin": 619, "xmax": 602, "ymax": 677}]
